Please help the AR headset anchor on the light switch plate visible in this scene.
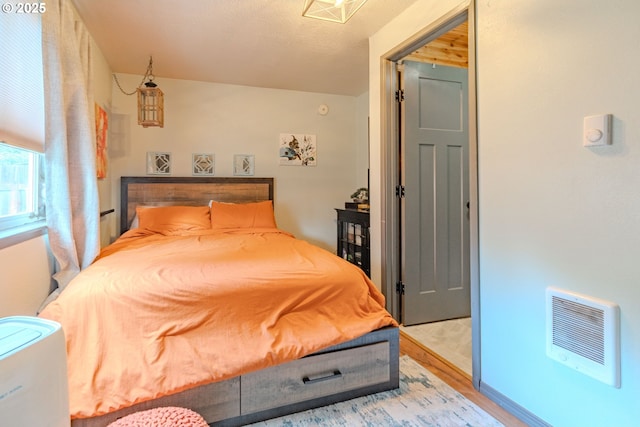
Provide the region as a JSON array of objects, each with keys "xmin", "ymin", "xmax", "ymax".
[{"xmin": 583, "ymin": 114, "xmax": 612, "ymax": 147}]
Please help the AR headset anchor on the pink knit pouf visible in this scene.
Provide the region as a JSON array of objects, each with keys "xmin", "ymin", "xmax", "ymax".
[{"xmin": 107, "ymin": 406, "xmax": 208, "ymax": 427}]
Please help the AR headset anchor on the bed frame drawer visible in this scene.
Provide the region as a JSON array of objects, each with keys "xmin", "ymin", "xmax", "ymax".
[
  {"xmin": 72, "ymin": 327, "xmax": 398, "ymax": 427},
  {"xmin": 71, "ymin": 377, "xmax": 240, "ymax": 427},
  {"xmin": 241, "ymin": 340, "xmax": 390, "ymax": 415}
]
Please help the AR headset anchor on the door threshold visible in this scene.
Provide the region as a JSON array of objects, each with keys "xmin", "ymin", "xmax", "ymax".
[{"xmin": 399, "ymin": 329, "xmax": 471, "ymax": 380}]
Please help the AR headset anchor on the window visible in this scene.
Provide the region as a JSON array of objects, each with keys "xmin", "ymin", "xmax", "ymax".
[
  {"xmin": 0, "ymin": 143, "xmax": 44, "ymax": 232},
  {"xmin": 0, "ymin": 11, "xmax": 45, "ymax": 239}
]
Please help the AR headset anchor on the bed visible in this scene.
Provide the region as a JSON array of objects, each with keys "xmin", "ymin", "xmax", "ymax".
[{"xmin": 39, "ymin": 176, "xmax": 399, "ymax": 427}]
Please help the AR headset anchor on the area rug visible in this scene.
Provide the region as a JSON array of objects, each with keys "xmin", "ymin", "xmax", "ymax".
[{"xmin": 248, "ymin": 355, "xmax": 503, "ymax": 426}]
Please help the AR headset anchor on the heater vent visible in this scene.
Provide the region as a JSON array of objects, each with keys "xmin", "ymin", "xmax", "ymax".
[
  {"xmin": 546, "ymin": 287, "xmax": 620, "ymax": 388},
  {"xmin": 551, "ymin": 296, "xmax": 604, "ymax": 364}
]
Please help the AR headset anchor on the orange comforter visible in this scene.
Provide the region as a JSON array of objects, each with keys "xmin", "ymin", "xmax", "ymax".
[{"xmin": 39, "ymin": 228, "xmax": 397, "ymax": 419}]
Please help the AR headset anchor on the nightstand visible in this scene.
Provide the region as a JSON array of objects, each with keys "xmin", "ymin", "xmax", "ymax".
[{"xmin": 335, "ymin": 208, "xmax": 370, "ymax": 277}]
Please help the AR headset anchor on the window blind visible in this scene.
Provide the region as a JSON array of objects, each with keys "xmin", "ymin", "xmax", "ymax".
[{"xmin": 0, "ymin": 13, "xmax": 44, "ymax": 153}]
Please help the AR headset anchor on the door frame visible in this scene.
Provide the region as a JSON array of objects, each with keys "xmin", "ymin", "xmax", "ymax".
[{"xmin": 380, "ymin": 0, "xmax": 480, "ymax": 387}]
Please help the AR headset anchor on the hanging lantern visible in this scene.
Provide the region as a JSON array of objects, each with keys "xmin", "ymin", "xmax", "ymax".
[
  {"xmin": 137, "ymin": 78, "xmax": 164, "ymax": 128},
  {"xmin": 113, "ymin": 56, "xmax": 164, "ymax": 128}
]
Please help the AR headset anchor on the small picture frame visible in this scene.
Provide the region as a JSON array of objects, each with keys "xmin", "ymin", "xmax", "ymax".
[
  {"xmin": 146, "ymin": 152, "xmax": 171, "ymax": 175},
  {"xmin": 233, "ymin": 154, "xmax": 255, "ymax": 176},
  {"xmin": 192, "ymin": 153, "xmax": 215, "ymax": 176},
  {"xmin": 279, "ymin": 133, "xmax": 317, "ymax": 166}
]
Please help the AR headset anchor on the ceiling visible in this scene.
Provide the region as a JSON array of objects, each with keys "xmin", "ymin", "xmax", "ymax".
[
  {"xmin": 404, "ymin": 21, "xmax": 468, "ymax": 69},
  {"xmin": 71, "ymin": 0, "xmax": 421, "ymax": 97}
]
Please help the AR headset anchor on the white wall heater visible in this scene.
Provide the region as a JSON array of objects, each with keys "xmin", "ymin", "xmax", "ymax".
[{"xmin": 546, "ymin": 287, "xmax": 620, "ymax": 388}]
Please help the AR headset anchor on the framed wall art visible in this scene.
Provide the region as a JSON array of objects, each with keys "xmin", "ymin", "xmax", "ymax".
[
  {"xmin": 279, "ymin": 133, "xmax": 316, "ymax": 166},
  {"xmin": 192, "ymin": 153, "xmax": 215, "ymax": 176},
  {"xmin": 233, "ymin": 154, "xmax": 254, "ymax": 176},
  {"xmin": 146, "ymin": 152, "xmax": 172, "ymax": 175},
  {"xmin": 95, "ymin": 103, "xmax": 108, "ymax": 179}
]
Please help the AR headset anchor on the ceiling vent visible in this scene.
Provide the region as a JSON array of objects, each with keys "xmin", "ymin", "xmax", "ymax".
[{"xmin": 546, "ymin": 287, "xmax": 620, "ymax": 388}]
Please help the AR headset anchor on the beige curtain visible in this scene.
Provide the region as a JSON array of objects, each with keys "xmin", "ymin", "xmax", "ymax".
[{"xmin": 41, "ymin": 0, "xmax": 99, "ymax": 296}]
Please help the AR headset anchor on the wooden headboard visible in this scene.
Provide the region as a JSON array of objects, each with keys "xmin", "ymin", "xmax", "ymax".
[{"xmin": 120, "ymin": 176, "xmax": 274, "ymax": 234}]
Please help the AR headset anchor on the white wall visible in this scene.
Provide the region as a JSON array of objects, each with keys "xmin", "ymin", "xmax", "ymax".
[
  {"xmin": 92, "ymin": 37, "xmax": 116, "ymax": 248},
  {"xmin": 0, "ymin": 236, "xmax": 53, "ymax": 317},
  {"xmin": 108, "ymin": 75, "xmax": 366, "ymax": 252},
  {"xmin": 476, "ymin": 1, "xmax": 639, "ymax": 425},
  {"xmin": 370, "ymin": 0, "xmax": 639, "ymax": 425}
]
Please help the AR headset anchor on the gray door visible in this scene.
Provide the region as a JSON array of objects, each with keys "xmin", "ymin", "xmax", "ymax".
[{"xmin": 402, "ymin": 60, "xmax": 470, "ymax": 326}]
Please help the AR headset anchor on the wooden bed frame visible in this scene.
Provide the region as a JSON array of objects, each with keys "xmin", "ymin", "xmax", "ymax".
[
  {"xmin": 72, "ymin": 176, "xmax": 399, "ymax": 427},
  {"xmin": 120, "ymin": 176, "xmax": 275, "ymax": 234}
]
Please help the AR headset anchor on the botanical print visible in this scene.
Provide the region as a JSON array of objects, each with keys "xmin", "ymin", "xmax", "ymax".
[
  {"xmin": 95, "ymin": 103, "xmax": 108, "ymax": 178},
  {"xmin": 233, "ymin": 154, "xmax": 254, "ymax": 176},
  {"xmin": 279, "ymin": 133, "xmax": 316, "ymax": 166},
  {"xmin": 192, "ymin": 153, "xmax": 215, "ymax": 176}
]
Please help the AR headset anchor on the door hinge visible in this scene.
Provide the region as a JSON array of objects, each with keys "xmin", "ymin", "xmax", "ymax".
[
  {"xmin": 395, "ymin": 89, "xmax": 404, "ymax": 102},
  {"xmin": 395, "ymin": 185, "xmax": 405, "ymax": 198},
  {"xmin": 396, "ymin": 281, "xmax": 405, "ymax": 295}
]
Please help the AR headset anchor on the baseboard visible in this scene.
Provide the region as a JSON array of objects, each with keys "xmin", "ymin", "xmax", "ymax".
[
  {"xmin": 399, "ymin": 330, "xmax": 471, "ymax": 380},
  {"xmin": 478, "ymin": 381, "xmax": 552, "ymax": 427}
]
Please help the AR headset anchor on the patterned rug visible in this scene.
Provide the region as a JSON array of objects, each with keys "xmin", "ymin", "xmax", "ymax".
[{"xmin": 248, "ymin": 355, "xmax": 503, "ymax": 427}]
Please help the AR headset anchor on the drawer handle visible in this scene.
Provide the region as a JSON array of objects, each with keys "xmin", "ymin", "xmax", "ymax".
[{"xmin": 302, "ymin": 370, "xmax": 342, "ymax": 385}]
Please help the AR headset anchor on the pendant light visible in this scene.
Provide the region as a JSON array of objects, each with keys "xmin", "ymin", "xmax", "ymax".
[
  {"xmin": 113, "ymin": 56, "xmax": 164, "ymax": 128},
  {"xmin": 302, "ymin": 0, "xmax": 368, "ymax": 24}
]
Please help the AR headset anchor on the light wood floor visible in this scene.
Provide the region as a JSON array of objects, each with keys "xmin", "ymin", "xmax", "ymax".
[
  {"xmin": 401, "ymin": 317, "xmax": 472, "ymax": 376},
  {"xmin": 399, "ymin": 331, "xmax": 528, "ymax": 427}
]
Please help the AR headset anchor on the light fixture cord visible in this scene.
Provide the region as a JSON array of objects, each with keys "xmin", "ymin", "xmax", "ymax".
[{"xmin": 113, "ymin": 56, "xmax": 155, "ymax": 96}]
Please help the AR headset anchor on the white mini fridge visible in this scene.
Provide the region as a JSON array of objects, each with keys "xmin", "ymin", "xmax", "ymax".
[{"xmin": 0, "ymin": 316, "xmax": 70, "ymax": 427}]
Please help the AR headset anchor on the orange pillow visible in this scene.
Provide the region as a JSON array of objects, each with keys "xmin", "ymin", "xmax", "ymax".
[
  {"xmin": 210, "ymin": 200, "xmax": 277, "ymax": 229},
  {"xmin": 136, "ymin": 205, "xmax": 211, "ymax": 233}
]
